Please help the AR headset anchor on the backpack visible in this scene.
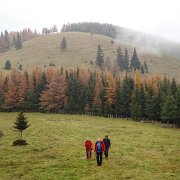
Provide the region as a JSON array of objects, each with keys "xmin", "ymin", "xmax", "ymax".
[{"xmin": 97, "ymin": 142, "xmax": 102, "ymax": 152}]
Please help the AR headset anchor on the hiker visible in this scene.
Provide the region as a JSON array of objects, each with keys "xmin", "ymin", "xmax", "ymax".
[
  {"xmin": 84, "ymin": 138, "xmax": 93, "ymax": 159},
  {"xmin": 103, "ymin": 135, "xmax": 111, "ymax": 160},
  {"xmin": 94, "ymin": 138, "xmax": 105, "ymax": 166}
]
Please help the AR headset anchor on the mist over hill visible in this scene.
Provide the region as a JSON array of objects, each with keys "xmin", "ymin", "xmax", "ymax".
[{"xmin": 62, "ymin": 22, "xmax": 180, "ymax": 58}]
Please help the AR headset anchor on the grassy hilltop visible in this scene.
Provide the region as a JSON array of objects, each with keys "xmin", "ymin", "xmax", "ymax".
[
  {"xmin": 0, "ymin": 32, "xmax": 180, "ymax": 80},
  {"xmin": 0, "ymin": 113, "xmax": 179, "ymax": 179}
]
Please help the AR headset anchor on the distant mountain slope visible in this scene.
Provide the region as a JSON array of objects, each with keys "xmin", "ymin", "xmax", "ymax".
[{"xmin": 0, "ymin": 32, "xmax": 180, "ymax": 80}]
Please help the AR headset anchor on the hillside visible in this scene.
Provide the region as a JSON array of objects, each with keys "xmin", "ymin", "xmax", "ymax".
[
  {"xmin": 0, "ymin": 113, "xmax": 179, "ymax": 179},
  {"xmin": 0, "ymin": 32, "xmax": 180, "ymax": 80}
]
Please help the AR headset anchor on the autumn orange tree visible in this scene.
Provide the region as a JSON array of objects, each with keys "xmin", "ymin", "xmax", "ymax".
[
  {"xmin": 105, "ymin": 71, "xmax": 116, "ymax": 113},
  {"xmin": 2, "ymin": 69, "xmax": 19, "ymax": 109},
  {"xmin": 92, "ymin": 71, "xmax": 103, "ymax": 114},
  {"xmin": 40, "ymin": 74, "xmax": 67, "ymax": 111},
  {"xmin": 16, "ymin": 73, "xmax": 28, "ymax": 108}
]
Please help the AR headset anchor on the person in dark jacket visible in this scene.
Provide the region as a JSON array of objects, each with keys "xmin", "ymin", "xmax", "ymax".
[
  {"xmin": 84, "ymin": 138, "xmax": 93, "ymax": 159},
  {"xmin": 103, "ymin": 135, "xmax": 111, "ymax": 159},
  {"xmin": 94, "ymin": 138, "xmax": 105, "ymax": 166}
]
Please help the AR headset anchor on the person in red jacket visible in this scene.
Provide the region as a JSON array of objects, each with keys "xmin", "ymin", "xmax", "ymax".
[
  {"xmin": 94, "ymin": 137, "xmax": 106, "ymax": 166},
  {"xmin": 84, "ymin": 138, "xmax": 93, "ymax": 159}
]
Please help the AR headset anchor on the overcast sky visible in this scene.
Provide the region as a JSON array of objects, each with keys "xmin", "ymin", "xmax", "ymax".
[{"xmin": 1, "ymin": 0, "xmax": 180, "ymax": 42}]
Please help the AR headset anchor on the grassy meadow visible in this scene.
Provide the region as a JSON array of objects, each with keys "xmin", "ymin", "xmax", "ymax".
[
  {"xmin": 0, "ymin": 32, "xmax": 180, "ymax": 80},
  {"xmin": 0, "ymin": 112, "xmax": 179, "ymax": 180}
]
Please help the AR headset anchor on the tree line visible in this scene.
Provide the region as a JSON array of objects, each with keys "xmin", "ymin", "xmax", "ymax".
[
  {"xmin": 0, "ymin": 67, "xmax": 179, "ymax": 127},
  {"xmin": 61, "ymin": 22, "xmax": 117, "ymax": 38},
  {"xmin": 96, "ymin": 45, "xmax": 148, "ymax": 73},
  {"xmin": 0, "ymin": 28, "xmax": 38, "ymax": 52},
  {"xmin": 42, "ymin": 25, "xmax": 58, "ymax": 35}
]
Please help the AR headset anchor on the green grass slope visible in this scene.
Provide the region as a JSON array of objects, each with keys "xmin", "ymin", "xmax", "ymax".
[
  {"xmin": 0, "ymin": 113, "xmax": 179, "ymax": 179},
  {"xmin": 0, "ymin": 32, "xmax": 180, "ymax": 80}
]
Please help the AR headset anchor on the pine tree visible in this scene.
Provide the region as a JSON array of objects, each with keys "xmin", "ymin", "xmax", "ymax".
[
  {"xmin": 160, "ymin": 76, "xmax": 171, "ymax": 96},
  {"xmin": 145, "ymin": 85, "xmax": 157, "ymax": 120},
  {"xmin": 124, "ymin": 48, "xmax": 129, "ymax": 71},
  {"xmin": 140, "ymin": 65, "xmax": 145, "ymax": 74},
  {"xmin": 14, "ymin": 112, "xmax": 30, "ymax": 139},
  {"xmin": 84, "ymin": 71, "xmax": 96, "ymax": 111},
  {"xmin": 99, "ymin": 79, "xmax": 107, "ymax": 115},
  {"xmin": 130, "ymin": 48, "xmax": 140, "ymax": 70},
  {"xmin": 78, "ymin": 69, "xmax": 92, "ymax": 112},
  {"xmin": 131, "ymin": 84, "xmax": 145, "ymax": 120},
  {"xmin": 131, "ymin": 86, "xmax": 140, "ymax": 120},
  {"xmin": 171, "ymin": 77, "xmax": 177, "ymax": 97},
  {"xmin": 96, "ymin": 45, "xmax": 104, "ymax": 68},
  {"xmin": 161, "ymin": 95, "xmax": 177, "ymax": 124},
  {"xmin": 115, "ymin": 78, "xmax": 124, "ymax": 116},
  {"xmin": 4, "ymin": 30, "xmax": 10, "ymax": 50},
  {"xmin": 144, "ymin": 61, "xmax": 148, "ymax": 73},
  {"xmin": 138, "ymin": 84, "xmax": 146, "ymax": 119},
  {"xmin": 15, "ymin": 32, "xmax": 22, "ymax": 49},
  {"xmin": 116, "ymin": 47, "xmax": 124, "ymax": 71},
  {"xmin": 25, "ymin": 68, "xmax": 47, "ymax": 110},
  {"xmin": 67, "ymin": 73, "xmax": 82, "ymax": 112},
  {"xmin": 121, "ymin": 75, "xmax": 134, "ymax": 117},
  {"xmin": 4, "ymin": 60, "xmax": 12, "ymax": 70},
  {"xmin": 175, "ymin": 87, "xmax": 180, "ymax": 127},
  {"xmin": 61, "ymin": 36, "xmax": 67, "ymax": 51},
  {"xmin": 13, "ymin": 35, "xmax": 16, "ymax": 47}
]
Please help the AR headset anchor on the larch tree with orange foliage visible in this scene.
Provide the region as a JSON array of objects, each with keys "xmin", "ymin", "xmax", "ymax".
[
  {"xmin": 105, "ymin": 72, "xmax": 116, "ymax": 113},
  {"xmin": 3, "ymin": 69, "xmax": 19, "ymax": 109},
  {"xmin": 40, "ymin": 75, "xmax": 67, "ymax": 111},
  {"xmin": 16, "ymin": 73, "xmax": 28, "ymax": 108},
  {"xmin": 92, "ymin": 72, "xmax": 103, "ymax": 113}
]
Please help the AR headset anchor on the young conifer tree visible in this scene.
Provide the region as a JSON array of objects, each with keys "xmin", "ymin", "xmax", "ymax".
[
  {"xmin": 14, "ymin": 112, "xmax": 30, "ymax": 139},
  {"xmin": 61, "ymin": 36, "xmax": 67, "ymax": 51}
]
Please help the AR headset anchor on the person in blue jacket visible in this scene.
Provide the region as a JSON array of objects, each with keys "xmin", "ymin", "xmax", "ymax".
[{"xmin": 103, "ymin": 135, "xmax": 111, "ymax": 160}]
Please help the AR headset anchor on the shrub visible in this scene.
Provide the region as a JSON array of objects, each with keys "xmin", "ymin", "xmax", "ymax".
[
  {"xmin": 13, "ymin": 139, "xmax": 28, "ymax": 146},
  {"xmin": 4, "ymin": 60, "xmax": 11, "ymax": 70}
]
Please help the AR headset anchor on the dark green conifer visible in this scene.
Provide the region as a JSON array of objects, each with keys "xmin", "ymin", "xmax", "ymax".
[
  {"xmin": 15, "ymin": 32, "xmax": 22, "ymax": 49},
  {"xmin": 96, "ymin": 45, "xmax": 104, "ymax": 68},
  {"xmin": 116, "ymin": 47, "xmax": 124, "ymax": 71},
  {"xmin": 130, "ymin": 48, "xmax": 140, "ymax": 70},
  {"xmin": 4, "ymin": 60, "xmax": 11, "ymax": 70},
  {"xmin": 14, "ymin": 112, "xmax": 30, "ymax": 139},
  {"xmin": 61, "ymin": 36, "xmax": 67, "ymax": 50},
  {"xmin": 161, "ymin": 95, "xmax": 177, "ymax": 124}
]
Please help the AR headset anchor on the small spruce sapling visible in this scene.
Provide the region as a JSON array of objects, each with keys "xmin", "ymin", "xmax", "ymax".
[{"xmin": 13, "ymin": 112, "xmax": 30, "ymax": 145}]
